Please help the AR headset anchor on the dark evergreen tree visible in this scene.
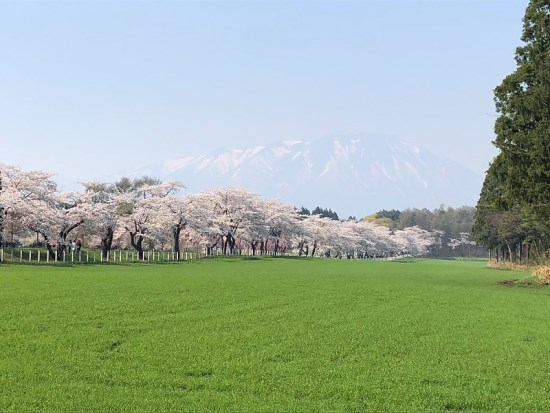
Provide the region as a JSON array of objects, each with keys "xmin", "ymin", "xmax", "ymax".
[
  {"xmin": 299, "ymin": 206, "xmax": 311, "ymax": 216},
  {"xmin": 311, "ymin": 206, "xmax": 339, "ymax": 221},
  {"xmin": 474, "ymin": 0, "xmax": 550, "ymax": 260}
]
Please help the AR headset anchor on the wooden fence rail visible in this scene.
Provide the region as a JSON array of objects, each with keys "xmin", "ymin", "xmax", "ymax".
[{"xmin": 0, "ymin": 248, "xmax": 204, "ymax": 264}]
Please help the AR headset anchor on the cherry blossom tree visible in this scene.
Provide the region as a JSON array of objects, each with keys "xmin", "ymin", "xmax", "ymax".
[
  {"xmin": 263, "ymin": 199, "xmax": 299, "ymax": 255},
  {"xmin": 32, "ymin": 189, "xmax": 91, "ymax": 259},
  {"xmin": 118, "ymin": 181, "xmax": 183, "ymax": 259},
  {"xmin": 0, "ymin": 164, "xmax": 59, "ymax": 254},
  {"xmin": 152, "ymin": 193, "xmax": 193, "ymax": 254},
  {"xmin": 241, "ymin": 198, "xmax": 298, "ymax": 256},
  {"xmin": 81, "ymin": 181, "xmax": 120, "ymax": 258},
  {"xmin": 189, "ymin": 188, "xmax": 264, "ymax": 255},
  {"xmin": 394, "ymin": 226, "xmax": 437, "ymax": 257},
  {"xmin": 292, "ymin": 214, "xmax": 333, "ymax": 257},
  {"xmin": 357, "ymin": 221, "xmax": 398, "ymax": 258},
  {"xmin": 0, "ymin": 169, "xmax": 4, "ymax": 247},
  {"xmin": 331, "ymin": 220, "xmax": 362, "ymax": 258},
  {"xmin": 1, "ymin": 164, "xmax": 444, "ymax": 261}
]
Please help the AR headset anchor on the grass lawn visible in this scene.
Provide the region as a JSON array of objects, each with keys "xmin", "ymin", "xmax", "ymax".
[{"xmin": 1, "ymin": 258, "xmax": 549, "ymax": 412}]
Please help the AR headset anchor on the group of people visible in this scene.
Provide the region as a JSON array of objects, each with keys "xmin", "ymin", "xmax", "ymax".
[{"xmin": 65, "ymin": 239, "xmax": 82, "ymax": 253}]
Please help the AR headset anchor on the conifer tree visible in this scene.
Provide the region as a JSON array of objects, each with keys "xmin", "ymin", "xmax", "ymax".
[
  {"xmin": 474, "ymin": 0, "xmax": 550, "ymax": 259},
  {"xmin": 492, "ymin": 0, "xmax": 550, "ymax": 218}
]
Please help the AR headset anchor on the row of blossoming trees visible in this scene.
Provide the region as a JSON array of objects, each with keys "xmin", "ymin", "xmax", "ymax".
[{"xmin": 0, "ymin": 164, "xmax": 439, "ymax": 260}]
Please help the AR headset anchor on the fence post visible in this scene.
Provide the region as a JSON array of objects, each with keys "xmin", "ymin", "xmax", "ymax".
[{"xmin": 38, "ymin": 250, "xmax": 41, "ymax": 263}]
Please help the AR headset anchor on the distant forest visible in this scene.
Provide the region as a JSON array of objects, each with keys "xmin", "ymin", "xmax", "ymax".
[
  {"xmin": 372, "ymin": 207, "xmax": 485, "ymax": 258},
  {"xmin": 301, "ymin": 205, "xmax": 486, "ymax": 258}
]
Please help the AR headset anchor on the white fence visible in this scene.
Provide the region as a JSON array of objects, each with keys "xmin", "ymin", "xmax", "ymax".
[
  {"xmin": 0, "ymin": 248, "xmax": 203, "ymax": 264},
  {"xmin": 0, "ymin": 248, "xmax": 416, "ymax": 264}
]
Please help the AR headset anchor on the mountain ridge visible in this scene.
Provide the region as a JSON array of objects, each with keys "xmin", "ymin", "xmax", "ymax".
[{"xmin": 134, "ymin": 135, "xmax": 482, "ymax": 217}]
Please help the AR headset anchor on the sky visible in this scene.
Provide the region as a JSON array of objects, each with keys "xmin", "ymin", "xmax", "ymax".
[{"xmin": 1, "ymin": 0, "xmax": 528, "ymax": 190}]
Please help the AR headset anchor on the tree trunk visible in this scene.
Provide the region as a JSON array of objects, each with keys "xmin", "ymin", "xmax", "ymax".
[
  {"xmin": 101, "ymin": 227, "xmax": 114, "ymax": 259},
  {"xmin": 518, "ymin": 240, "xmax": 523, "ymax": 263},
  {"xmin": 207, "ymin": 236, "xmax": 221, "ymax": 256},
  {"xmin": 41, "ymin": 233, "xmax": 57, "ymax": 260},
  {"xmin": 227, "ymin": 232, "xmax": 235, "ymax": 254},
  {"xmin": 311, "ymin": 241, "xmax": 317, "ymax": 257},
  {"xmin": 130, "ymin": 232, "xmax": 144, "ymax": 259},
  {"xmin": 506, "ymin": 243, "xmax": 513, "ymax": 262},
  {"xmin": 60, "ymin": 219, "xmax": 84, "ymax": 243},
  {"xmin": 222, "ymin": 236, "xmax": 228, "ymax": 255},
  {"xmin": 173, "ymin": 224, "xmax": 183, "ymax": 254},
  {"xmin": 56, "ymin": 218, "xmax": 84, "ymax": 259},
  {"xmin": 46, "ymin": 243, "xmax": 57, "ymax": 260},
  {"xmin": 0, "ymin": 207, "xmax": 3, "ymax": 249}
]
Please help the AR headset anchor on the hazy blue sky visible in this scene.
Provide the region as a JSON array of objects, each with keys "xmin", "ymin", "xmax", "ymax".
[{"xmin": 1, "ymin": 0, "xmax": 528, "ymax": 188}]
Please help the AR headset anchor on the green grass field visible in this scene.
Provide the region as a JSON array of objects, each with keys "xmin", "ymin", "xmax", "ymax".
[{"xmin": 1, "ymin": 258, "xmax": 549, "ymax": 412}]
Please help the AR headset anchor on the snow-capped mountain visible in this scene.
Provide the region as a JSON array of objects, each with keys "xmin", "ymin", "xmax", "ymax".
[{"xmin": 139, "ymin": 135, "xmax": 482, "ymax": 217}]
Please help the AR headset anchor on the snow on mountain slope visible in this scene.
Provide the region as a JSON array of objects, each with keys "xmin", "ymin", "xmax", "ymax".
[{"xmin": 146, "ymin": 135, "xmax": 482, "ymax": 217}]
